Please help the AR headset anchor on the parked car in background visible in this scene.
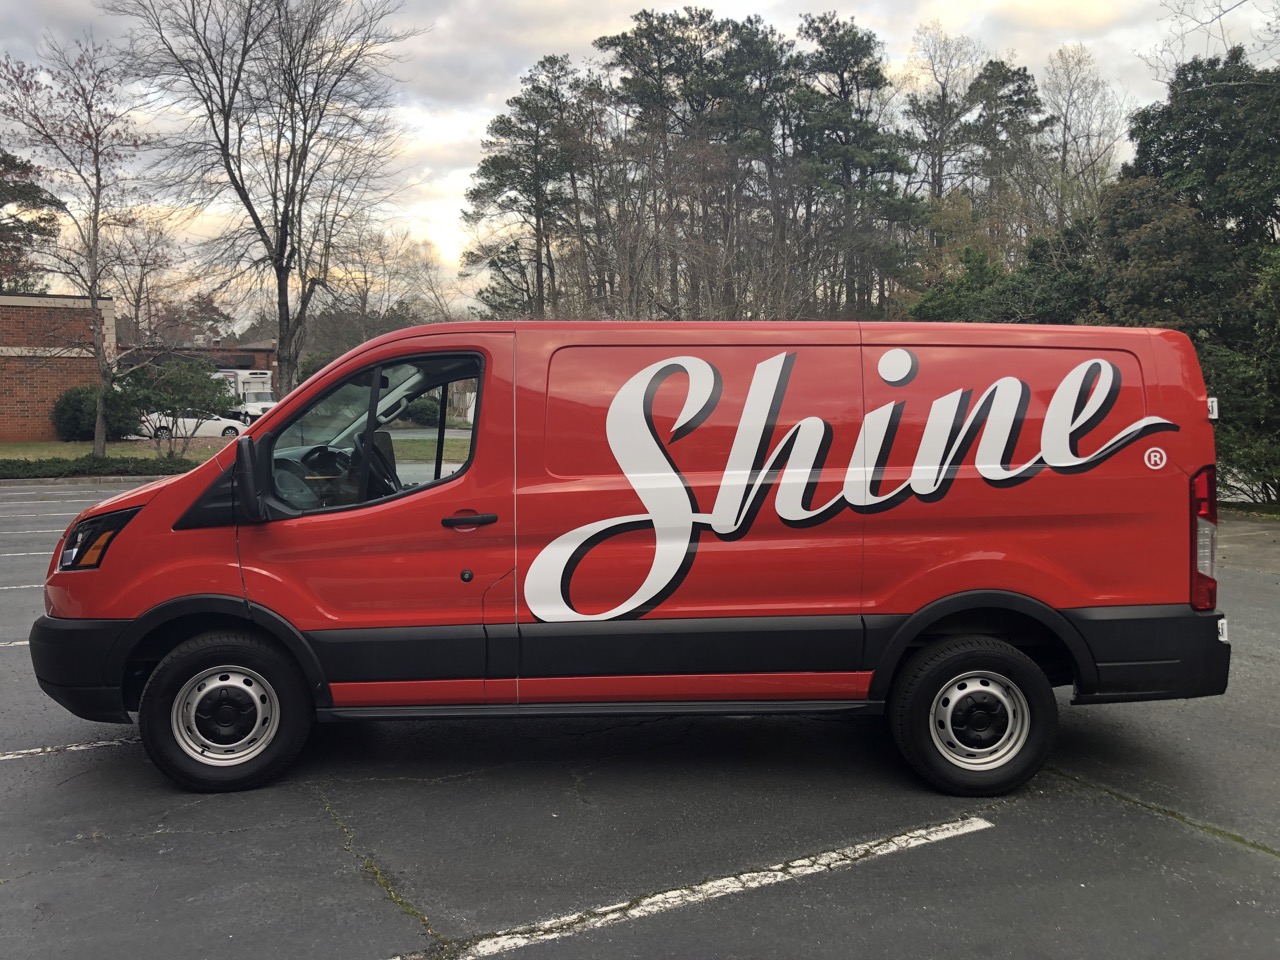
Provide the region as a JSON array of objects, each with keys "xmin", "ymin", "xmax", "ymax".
[{"xmin": 140, "ymin": 410, "xmax": 242, "ymax": 439}]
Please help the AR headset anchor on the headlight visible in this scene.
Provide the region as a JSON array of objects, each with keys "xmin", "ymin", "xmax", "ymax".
[{"xmin": 58, "ymin": 508, "xmax": 141, "ymax": 571}]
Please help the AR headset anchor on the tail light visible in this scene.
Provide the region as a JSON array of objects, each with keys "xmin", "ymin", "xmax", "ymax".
[{"xmin": 1191, "ymin": 467, "xmax": 1217, "ymax": 611}]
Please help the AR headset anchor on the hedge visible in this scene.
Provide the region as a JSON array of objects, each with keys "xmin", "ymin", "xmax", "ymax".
[{"xmin": 0, "ymin": 455, "xmax": 199, "ymax": 480}]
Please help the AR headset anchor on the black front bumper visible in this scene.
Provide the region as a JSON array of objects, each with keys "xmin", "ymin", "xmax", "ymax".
[
  {"xmin": 28, "ymin": 616, "xmax": 132, "ymax": 723},
  {"xmin": 1066, "ymin": 605, "xmax": 1229, "ymax": 704}
]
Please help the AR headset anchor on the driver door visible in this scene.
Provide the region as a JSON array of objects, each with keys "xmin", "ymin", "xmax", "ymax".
[{"xmin": 237, "ymin": 334, "xmax": 516, "ymax": 708}]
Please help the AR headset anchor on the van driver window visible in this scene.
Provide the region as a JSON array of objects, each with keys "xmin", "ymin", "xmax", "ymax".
[{"xmin": 269, "ymin": 355, "xmax": 481, "ymax": 513}]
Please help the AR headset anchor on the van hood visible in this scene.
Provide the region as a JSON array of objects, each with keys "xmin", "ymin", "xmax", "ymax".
[{"xmin": 83, "ymin": 473, "xmax": 184, "ymax": 518}]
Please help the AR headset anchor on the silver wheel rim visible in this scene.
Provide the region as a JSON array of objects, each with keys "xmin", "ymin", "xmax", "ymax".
[
  {"xmin": 170, "ymin": 665, "xmax": 280, "ymax": 766},
  {"xmin": 929, "ymin": 670, "xmax": 1030, "ymax": 771}
]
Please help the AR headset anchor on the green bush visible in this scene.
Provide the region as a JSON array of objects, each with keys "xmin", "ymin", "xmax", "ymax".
[
  {"xmin": 404, "ymin": 394, "xmax": 441, "ymax": 427},
  {"xmin": 0, "ymin": 455, "xmax": 198, "ymax": 480},
  {"xmin": 50, "ymin": 386, "xmax": 139, "ymax": 441},
  {"xmin": 119, "ymin": 360, "xmax": 230, "ymax": 416}
]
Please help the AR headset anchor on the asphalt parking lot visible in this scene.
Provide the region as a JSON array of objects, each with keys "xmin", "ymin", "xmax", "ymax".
[{"xmin": 2, "ymin": 480, "xmax": 1278, "ymax": 959}]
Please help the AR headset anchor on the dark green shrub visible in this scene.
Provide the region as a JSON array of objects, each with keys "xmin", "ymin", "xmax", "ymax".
[
  {"xmin": 404, "ymin": 394, "xmax": 440, "ymax": 427},
  {"xmin": 0, "ymin": 455, "xmax": 198, "ymax": 480},
  {"xmin": 299, "ymin": 352, "xmax": 339, "ymax": 382},
  {"xmin": 50, "ymin": 386, "xmax": 139, "ymax": 441}
]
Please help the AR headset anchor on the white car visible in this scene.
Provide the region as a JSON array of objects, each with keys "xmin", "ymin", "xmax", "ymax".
[{"xmin": 141, "ymin": 410, "xmax": 243, "ymax": 440}]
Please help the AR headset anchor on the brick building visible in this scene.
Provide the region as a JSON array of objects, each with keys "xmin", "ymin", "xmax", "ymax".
[
  {"xmin": 120, "ymin": 341, "xmax": 277, "ymax": 377},
  {"xmin": 1, "ymin": 294, "xmax": 278, "ymax": 444},
  {"xmin": 0, "ymin": 293, "xmax": 115, "ymax": 443}
]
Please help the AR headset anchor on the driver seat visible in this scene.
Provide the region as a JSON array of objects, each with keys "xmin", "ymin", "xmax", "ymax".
[{"xmin": 372, "ymin": 429, "xmax": 397, "ymax": 474}]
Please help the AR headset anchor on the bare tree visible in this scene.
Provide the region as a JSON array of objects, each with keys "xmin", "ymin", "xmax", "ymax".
[
  {"xmin": 1037, "ymin": 45, "xmax": 1127, "ymax": 228},
  {"xmin": 390, "ymin": 236, "xmax": 464, "ymax": 322},
  {"xmin": 0, "ymin": 36, "xmax": 148, "ymax": 456},
  {"xmin": 902, "ymin": 22, "xmax": 988, "ymax": 205},
  {"xmin": 106, "ymin": 0, "xmax": 418, "ymax": 391},
  {"xmin": 312, "ymin": 225, "xmax": 462, "ymax": 355},
  {"xmin": 102, "ymin": 212, "xmax": 181, "ymax": 344},
  {"xmin": 1146, "ymin": 0, "xmax": 1280, "ymax": 75}
]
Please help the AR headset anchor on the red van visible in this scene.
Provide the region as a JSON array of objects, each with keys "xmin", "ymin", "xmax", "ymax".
[{"xmin": 29, "ymin": 322, "xmax": 1229, "ymax": 795}]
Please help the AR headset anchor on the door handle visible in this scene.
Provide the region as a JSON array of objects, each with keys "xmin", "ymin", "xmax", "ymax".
[{"xmin": 441, "ymin": 512, "xmax": 499, "ymax": 528}]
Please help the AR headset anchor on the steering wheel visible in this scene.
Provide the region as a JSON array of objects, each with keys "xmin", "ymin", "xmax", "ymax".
[
  {"xmin": 353, "ymin": 433, "xmax": 402, "ymax": 498},
  {"xmin": 301, "ymin": 445, "xmax": 352, "ymax": 475},
  {"xmin": 272, "ymin": 459, "xmax": 323, "ymax": 510}
]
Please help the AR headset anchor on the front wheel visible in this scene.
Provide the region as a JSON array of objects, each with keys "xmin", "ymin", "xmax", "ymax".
[
  {"xmin": 139, "ymin": 632, "xmax": 312, "ymax": 791},
  {"xmin": 221, "ymin": 425, "xmax": 239, "ymax": 437},
  {"xmin": 890, "ymin": 637, "xmax": 1057, "ymax": 796}
]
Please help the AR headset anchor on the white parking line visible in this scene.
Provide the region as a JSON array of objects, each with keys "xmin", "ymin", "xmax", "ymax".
[
  {"xmin": 0, "ymin": 737, "xmax": 140, "ymax": 762},
  {"xmin": 0, "ymin": 491, "xmax": 91, "ymax": 497},
  {"xmin": 0, "ymin": 552, "xmax": 47, "ymax": 557},
  {"xmin": 458, "ymin": 816, "xmax": 993, "ymax": 958},
  {"xmin": 0, "ymin": 504, "xmax": 98, "ymax": 512},
  {"xmin": 3, "ymin": 529, "xmax": 66, "ymax": 535},
  {"xmin": 0, "ymin": 513, "xmax": 78, "ymax": 519},
  {"xmin": 0, "ymin": 584, "xmax": 41, "ymax": 591},
  {"xmin": 0, "ymin": 640, "xmax": 30, "ymax": 647}
]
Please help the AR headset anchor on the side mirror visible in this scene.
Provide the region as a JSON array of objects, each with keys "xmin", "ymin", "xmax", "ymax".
[
  {"xmin": 235, "ymin": 433, "xmax": 302, "ymax": 523},
  {"xmin": 234, "ymin": 434, "xmax": 265, "ymax": 523}
]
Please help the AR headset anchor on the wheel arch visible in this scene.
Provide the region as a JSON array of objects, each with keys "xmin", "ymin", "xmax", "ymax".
[
  {"xmin": 866, "ymin": 590, "xmax": 1097, "ymax": 702},
  {"xmin": 106, "ymin": 595, "xmax": 330, "ymax": 712}
]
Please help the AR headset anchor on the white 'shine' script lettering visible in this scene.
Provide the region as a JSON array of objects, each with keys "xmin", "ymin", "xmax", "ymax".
[{"xmin": 524, "ymin": 350, "xmax": 1178, "ymax": 622}]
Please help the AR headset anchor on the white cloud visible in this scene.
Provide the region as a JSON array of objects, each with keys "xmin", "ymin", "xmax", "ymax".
[{"xmin": 1, "ymin": 0, "xmax": 1187, "ymax": 275}]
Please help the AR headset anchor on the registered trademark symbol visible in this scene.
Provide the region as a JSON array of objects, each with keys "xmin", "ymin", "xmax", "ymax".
[{"xmin": 1144, "ymin": 448, "xmax": 1167, "ymax": 470}]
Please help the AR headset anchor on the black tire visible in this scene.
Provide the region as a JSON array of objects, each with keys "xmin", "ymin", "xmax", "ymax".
[
  {"xmin": 890, "ymin": 636, "xmax": 1056, "ymax": 796},
  {"xmin": 154, "ymin": 426, "xmax": 172, "ymax": 440},
  {"xmin": 221, "ymin": 425, "xmax": 239, "ymax": 437},
  {"xmin": 139, "ymin": 631, "xmax": 312, "ymax": 792}
]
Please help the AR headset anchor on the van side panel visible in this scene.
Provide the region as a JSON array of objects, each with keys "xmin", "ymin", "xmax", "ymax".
[
  {"xmin": 513, "ymin": 325, "xmax": 866, "ymax": 699},
  {"xmin": 859, "ymin": 326, "xmax": 1190, "ymax": 616}
]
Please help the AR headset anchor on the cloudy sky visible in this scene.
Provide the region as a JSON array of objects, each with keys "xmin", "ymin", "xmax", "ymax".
[{"xmin": 0, "ymin": 1, "xmax": 1266, "ymax": 271}]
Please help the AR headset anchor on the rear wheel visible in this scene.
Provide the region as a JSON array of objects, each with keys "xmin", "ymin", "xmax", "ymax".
[
  {"xmin": 139, "ymin": 631, "xmax": 312, "ymax": 792},
  {"xmin": 890, "ymin": 636, "xmax": 1056, "ymax": 796},
  {"xmin": 221, "ymin": 425, "xmax": 239, "ymax": 437}
]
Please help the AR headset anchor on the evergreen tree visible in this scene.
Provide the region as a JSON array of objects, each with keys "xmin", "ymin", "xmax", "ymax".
[{"xmin": 0, "ymin": 148, "xmax": 62, "ymax": 292}]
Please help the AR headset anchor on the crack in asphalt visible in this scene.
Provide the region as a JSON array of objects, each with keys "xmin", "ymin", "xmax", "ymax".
[
  {"xmin": 318, "ymin": 790, "xmax": 453, "ymax": 953},
  {"xmin": 568, "ymin": 766, "xmax": 593, "ymax": 806},
  {"xmin": 1046, "ymin": 767, "xmax": 1280, "ymax": 860},
  {"xmin": 557, "ymin": 719, "xmax": 702, "ymax": 806}
]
